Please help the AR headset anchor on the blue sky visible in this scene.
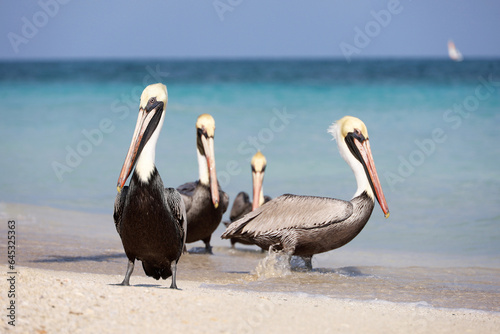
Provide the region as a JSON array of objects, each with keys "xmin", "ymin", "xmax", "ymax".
[{"xmin": 1, "ymin": 0, "xmax": 499, "ymax": 60}]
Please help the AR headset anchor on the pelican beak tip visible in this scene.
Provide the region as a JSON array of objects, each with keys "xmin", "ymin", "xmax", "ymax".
[
  {"xmin": 214, "ymin": 201, "xmax": 219, "ymax": 209},
  {"xmin": 384, "ymin": 212, "xmax": 390, "ymax": 219},
  {"xmin": 117, "ymin": 186, "xmax": 122, "ymax": 193}
]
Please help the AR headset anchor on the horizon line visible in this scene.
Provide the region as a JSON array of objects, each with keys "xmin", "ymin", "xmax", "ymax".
[{"xmin": 1, "ymin": 55, "xmax": 499, "ymax": 63}]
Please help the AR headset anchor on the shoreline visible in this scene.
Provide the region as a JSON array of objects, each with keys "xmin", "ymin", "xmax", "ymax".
[
  {"xmin": 2, "ymin": 200, "xmax": 498, "ymax": 270},
  {"xmin": 2, "ymin": 266, "xmax": 499, "ymax": 333},
  {"xmin": 1, "ymin": 200, "xmax": 500, "ymax": 331}
]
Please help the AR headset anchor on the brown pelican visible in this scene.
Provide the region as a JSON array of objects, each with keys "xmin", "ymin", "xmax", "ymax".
[
  {"xmin": 114, "ymin": 83, "xmax": 186, "ymax": 288},
  {"xmin": 177, "ymin": 114, "xmax": 229, "ymax": 254},
  {"xmin": 222, "ymin": 116, "xmax": 389, "ymax": 269},
  {"xmin": 224, "ymin": 150, "xmax": 272, "ymax": 248}
]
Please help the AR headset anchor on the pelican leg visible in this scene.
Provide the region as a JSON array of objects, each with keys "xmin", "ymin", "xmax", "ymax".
[
  {"xmin": 282, "ymin": 244, "xmax": 295, "ymax": 267},
  {"xmin": 120, "ymin": 259, "xmax": 135, "ymax": 286},
  {"xmin": 169, "ymin": 261, "xmax": 179, "ymax": 290},
  {"xmin": 302, "ymin": 256, "xmax": 313, "ymax": 271},
  {"xmin": 202, "ymin": 236, "xmax": 213, "ymax": 254},
  {"xmin": 284, "ymin": 251, "xmax": 293, "ymax": 266}
]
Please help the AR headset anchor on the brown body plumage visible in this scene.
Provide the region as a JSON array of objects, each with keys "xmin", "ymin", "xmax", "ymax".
[
  {"xmin": 224, "ymin": 151, "xmax": 271, "ymax": 248},
  {"xmin": 178, "ymin": 114, "xmax": 229, "ymax": 253},
  {"xmin": 114, "ymin": 84, "xmax": 186, "ymax": 288},
  {"xmin": 222, "ymin": 116, "xmax": 389, "ymax": 269}
]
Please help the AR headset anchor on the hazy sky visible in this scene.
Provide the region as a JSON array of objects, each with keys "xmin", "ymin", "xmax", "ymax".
[{"xmin": 1, "ymin": 0, "xmax": 499, "ymax": 60}]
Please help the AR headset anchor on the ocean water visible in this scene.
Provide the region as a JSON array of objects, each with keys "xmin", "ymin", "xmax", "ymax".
[{"xmin": 1, "ymin": 59, "xmax": 500, "ymax": 311}]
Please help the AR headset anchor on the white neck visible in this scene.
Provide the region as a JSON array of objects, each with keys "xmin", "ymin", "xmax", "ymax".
[
  {"xmin": 258, "ymin": 187, "xmax": 265, "ymax": 206},
  {"xmin": 348, "ymin": 152, "xmax": 373, "ymax": 200},
  {"xmin": 330, "ymin": 124, "xmax": 374, "ymax": 201},
  {"xmin": 135, "ymin": 112, "xmax": 164, "ymax": 183},
  {"xmin": 197, "ymin": 148, "xmax": 209, "ymax": 186}
]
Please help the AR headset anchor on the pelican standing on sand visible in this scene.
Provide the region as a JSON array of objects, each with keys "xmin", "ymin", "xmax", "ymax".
[
  {"xmin": 177, "ymin": 114, "xmax": 229, "ymax": 254},
  {"xmin": 222, "ymin": 116, "xmax": 389, "ymax": 269},
  {"xmin": 114, "ymin": 83, "xmax": 187, "ymax": 288},
  {"xmin": 224, "ymin": 150, "xmax": 272, "ymax": 248}
]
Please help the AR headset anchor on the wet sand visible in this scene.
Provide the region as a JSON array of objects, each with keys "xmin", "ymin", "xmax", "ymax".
[{"xmin": 1, "ymin": 202, "xmax": 500, "ymax": 332}]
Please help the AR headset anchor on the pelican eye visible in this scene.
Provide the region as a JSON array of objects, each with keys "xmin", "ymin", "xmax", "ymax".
[
  {"xmin": 351, "ymin": 128, "xmax": 366, "ymax": 142},
  {"xmin": 252, "ymin": 163, "xmax": 266, "ymax": 173},
  {"xmin": 145, "ymin": 97, "xmax": 157, "ymax": 112},
  {"xmin": 197, "ymin": 127, "xmax": 207, "ymax": 137}
]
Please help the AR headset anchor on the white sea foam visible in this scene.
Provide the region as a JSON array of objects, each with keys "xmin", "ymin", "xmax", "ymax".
[{"xmin": 254, "ymin": 250, "xmax": 292, "ymax": 279}]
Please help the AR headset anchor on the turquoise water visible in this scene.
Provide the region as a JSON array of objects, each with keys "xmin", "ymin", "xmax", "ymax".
[{"xmin": 1, "ymin": 58, "xmax": 499, "ymax": 267}]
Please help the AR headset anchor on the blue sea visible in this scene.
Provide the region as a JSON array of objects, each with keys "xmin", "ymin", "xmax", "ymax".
[{"xmin": 1, "ymin": 58, "xmax": 499, "ymax": 311}]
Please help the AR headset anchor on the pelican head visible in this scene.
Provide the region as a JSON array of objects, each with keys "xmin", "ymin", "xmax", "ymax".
[
  {"xmin": 251, "ymin": 150, "xmax": 267, "ymax": 210},
  {"xmin": 329, "ymin": 116, "xmax": 389, "ymax": 218},
  {"xmin": 117, "ymin": 83, "xmax": 168, "ymax": 191},
  {"xmin": 196, "ymin": 113, "xmax": 220, "ymax": 209}
]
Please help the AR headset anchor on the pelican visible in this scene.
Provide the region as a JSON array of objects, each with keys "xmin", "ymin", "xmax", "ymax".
[
  {"xmin": 177, "ymin": 114, "xmax": 229, "ymax": 254},
  {"xmin": 222, "ymin": 116, "xmax": 389, "ymax": 269},
  {"xmin": 114, "ymin": 83, "xmax": 186, "ymax": 288},
  {"xmin": 224, "ymin": 150, "xmax": 272, "ymax": 248}
]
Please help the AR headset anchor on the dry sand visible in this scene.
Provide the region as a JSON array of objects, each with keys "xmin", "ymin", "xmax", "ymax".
[{"xmin": 1, "ymin": 265, "xmax": 499, "ymax": 334}]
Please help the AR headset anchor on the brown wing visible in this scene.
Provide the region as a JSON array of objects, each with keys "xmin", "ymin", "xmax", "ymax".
[
  {"xmin": 229, "ymin": 191, "xmax": 251, "ymax": 222},
  {"xmin": 165, "ymin": 187, "xmax": 187, "ymax": 248},
  {"xmin": 113, "ymin": 186, "xmax": 129, "ymax": 235},
  {"xmin": 222, "ymin": 194, "xmax": 353, "ymax": 239},
  {"xmin": 176, "ymin": 181, "xmax": 198, "ymax": 213}
]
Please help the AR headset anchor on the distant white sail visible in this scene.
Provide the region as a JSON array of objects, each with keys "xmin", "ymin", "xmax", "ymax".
[{"xmin": 448, "ymin": 40, "xmax": 463, "ymax": 62}]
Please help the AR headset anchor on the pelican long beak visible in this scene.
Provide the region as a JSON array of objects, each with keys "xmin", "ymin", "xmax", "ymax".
[
  {"xmin": 354, "ymin": 138, "xmax": 390, "ymax": 218},
  {"xmin": 252, "ymin": 170, "xmax": 264, "ymax": 211},
  {"xmin": 200, "ymin": 135, "xmax": 219, "ymax": 208},
  {"xmin": 117, "ymin": 103, "xmax": 163, "ymax": 192}
]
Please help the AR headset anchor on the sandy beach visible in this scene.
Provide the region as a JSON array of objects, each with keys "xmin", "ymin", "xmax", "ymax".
[
  {"xmin": 1, "ymin": 265, "xmax": 499, "ymax": 333},
  {"xmin": 1, "ymin": 201, "xmax": 500, "ymax": 332}
]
